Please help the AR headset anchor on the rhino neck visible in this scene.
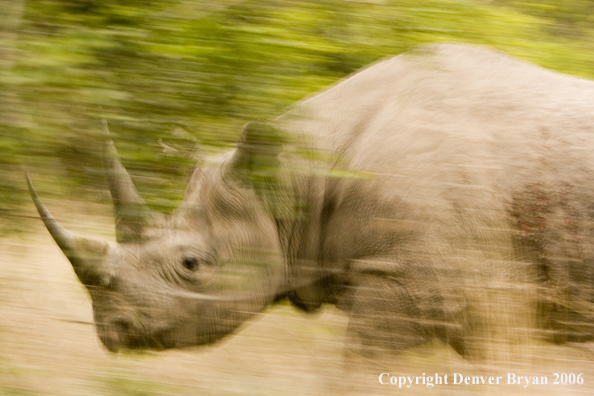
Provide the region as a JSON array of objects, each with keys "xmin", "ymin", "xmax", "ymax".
[{"xmin": 268, "ymin": 152, "xmax": 339, "ymax": 312}]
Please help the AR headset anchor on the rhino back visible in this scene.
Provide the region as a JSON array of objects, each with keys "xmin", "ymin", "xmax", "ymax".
[
  {"xmin": 286, "ymin": 44, "xmax": 593, "ymax": 186},
  {"xmin": 280, "ymin": 43, "xmax": 594, "ymax": 245},
  {"xmin": 280, "ymin": 44, "xmax": 594, "ymax": 346}
]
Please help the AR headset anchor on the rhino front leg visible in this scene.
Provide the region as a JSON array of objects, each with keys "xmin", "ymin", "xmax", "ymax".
[
  {"xmin": 339, "ymin": 258, "xmax": 469, "ymax": 360},
  {"xmin": 344, "ymin": 276, "xmax": 431, "ymax": 360}
]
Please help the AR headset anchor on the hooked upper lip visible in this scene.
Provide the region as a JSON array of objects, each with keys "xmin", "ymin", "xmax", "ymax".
[{"xmin": 97, "ymin": 320, "xmax": 169, "ymax": 352}]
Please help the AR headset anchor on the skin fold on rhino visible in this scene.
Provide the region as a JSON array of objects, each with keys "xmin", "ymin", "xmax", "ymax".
[{"xmin": 29, "ymin": 43, "xmax": 594, "ymax": 356}]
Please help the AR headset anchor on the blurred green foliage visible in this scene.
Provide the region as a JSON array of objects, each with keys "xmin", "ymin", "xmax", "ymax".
[{"xmin": 1, "ymin": 0, "xmax": 594, "ymax": 233}]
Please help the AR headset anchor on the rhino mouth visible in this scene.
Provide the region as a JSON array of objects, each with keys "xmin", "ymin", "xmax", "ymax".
[
  {"xmin": 97, "ymin": 311, "xmax": 239, "ymax": 352},
  {"xmin": 100, "ymin": 332, "xmax": 169, "ymax": 352},
  {"xmin": 97, "ymin": 321, "xmax": 169, "ymax": 352}
]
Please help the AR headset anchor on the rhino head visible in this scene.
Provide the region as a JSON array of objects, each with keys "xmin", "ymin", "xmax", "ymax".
[{"xmin": 28, "ymin": 122, "xmax": 286, "ymax": 352}]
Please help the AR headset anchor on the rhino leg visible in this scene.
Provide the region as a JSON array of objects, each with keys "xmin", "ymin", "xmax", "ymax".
[
  {"xmin": 341, "ymin": 258, "xmax": 468, "ymax": 360},
  {"xmin": 345, "ymin": 276, "xmax": 430, "ymax": 360},
  {"xmin": 510, "ymin": 182, "xmax": 594, "ymax": 343}
]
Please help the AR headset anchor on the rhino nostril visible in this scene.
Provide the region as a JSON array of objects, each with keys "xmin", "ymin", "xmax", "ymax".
[
  {"xmin": 113, "ymin": 319, "xmax": 133, "ymax": 336},
  {"xmin": 114, "ymin": 319, "xmax": 127, "ymax": 328}
]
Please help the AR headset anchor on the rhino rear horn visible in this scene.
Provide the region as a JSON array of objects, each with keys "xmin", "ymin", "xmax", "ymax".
[
  {"xmin": 102, "ymin": 120, "xmax": 156, "ymax": 242},
  {"xmin": 26, "ymin": 173, "xmax": 110, "ymax": 286}
]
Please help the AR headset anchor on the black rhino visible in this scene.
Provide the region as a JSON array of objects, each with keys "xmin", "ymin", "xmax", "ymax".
[{"xmin": 29, "ymin": 44, "xmax": 594, "ymax": 356}]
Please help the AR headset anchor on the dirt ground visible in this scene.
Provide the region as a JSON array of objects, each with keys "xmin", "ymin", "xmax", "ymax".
[{"xmin": 2, "ymin": 215, "xmax": 594, "ymax": 396}]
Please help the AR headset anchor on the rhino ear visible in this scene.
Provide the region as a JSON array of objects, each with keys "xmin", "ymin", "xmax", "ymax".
[{"xmin": 227, "ymin": 121, "xmax": 283, "ymax": 182}]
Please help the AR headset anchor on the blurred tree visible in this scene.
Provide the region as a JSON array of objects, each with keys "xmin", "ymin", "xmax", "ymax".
[
  {"xmin": 494, "ymin": 0, "xmax": 594, "ymax": 37},
  {"xmin": 1, "ymin": 0, "xmax": 594, "ymax": 233}
]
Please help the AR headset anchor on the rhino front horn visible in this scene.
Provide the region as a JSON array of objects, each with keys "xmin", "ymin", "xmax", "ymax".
[
  {"xmin": 26, "ymin": 173, "xmax": 110, "ymax": 286},
  {"xmin": 102, "ymin": 119, "xmax": 157, "ymax": 242}
]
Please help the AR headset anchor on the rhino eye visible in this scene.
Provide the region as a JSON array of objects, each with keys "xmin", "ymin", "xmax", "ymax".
[{"xmin": 182, "ymin": 257, "xmax": 199, "ymax": 271}]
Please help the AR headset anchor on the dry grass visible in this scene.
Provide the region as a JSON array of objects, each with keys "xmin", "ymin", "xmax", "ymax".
[{"xmin": 2, "ymin": 219, "xmax": 594, "ymax": 395}]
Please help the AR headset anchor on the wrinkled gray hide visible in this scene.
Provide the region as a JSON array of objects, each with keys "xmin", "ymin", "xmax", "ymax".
[{"xmin": 30, "ymin": 44, "xmax": 594, "ymax": 356}]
